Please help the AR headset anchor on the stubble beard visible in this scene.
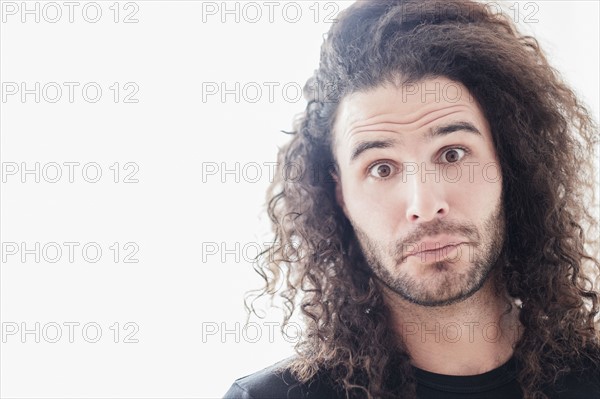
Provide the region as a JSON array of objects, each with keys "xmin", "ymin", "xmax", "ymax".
[{"xmin": 352, "ymin": 202, "xmax": 506, "ymax": 307}]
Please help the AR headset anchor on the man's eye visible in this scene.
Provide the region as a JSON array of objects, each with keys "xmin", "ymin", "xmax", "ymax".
[
  {"xmin": 368, "ymin": 162, "xmax": 396, "ymax": 179},
  {"xmin": 441, "ymin": 147, "xmax": 468, "ymax": 163}
]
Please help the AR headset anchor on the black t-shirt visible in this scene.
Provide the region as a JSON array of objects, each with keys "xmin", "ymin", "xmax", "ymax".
[{"xmin": 223, "ymin": 356, "xmax": 600, "ymax": 398}]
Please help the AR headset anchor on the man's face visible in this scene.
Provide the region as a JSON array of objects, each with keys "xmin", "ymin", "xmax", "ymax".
[{"xmin": 332, "ymin": 77, "xmax": 505, "ymax": 307}]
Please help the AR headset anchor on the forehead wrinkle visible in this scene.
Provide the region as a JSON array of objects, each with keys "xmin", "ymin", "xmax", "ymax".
[
  {"xmin": 349, "ymin": 124, "xmax": 408, "ymax": 139},
  {"xmin": 346, "ymin": 104, "xmax": 472, "ymax": 140},
  {"xmin": 414, "ymin": 109, "xmax": 465, "ymax": 132}
]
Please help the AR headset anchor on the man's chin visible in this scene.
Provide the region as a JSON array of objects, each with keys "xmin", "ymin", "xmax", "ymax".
[
  {"xmin": 399, "ymin": 281, "xmax": 485, "ymax": 307},
  {"xmin": 381, "ymin": 260, "xmax": 494, "ymax": 307}
]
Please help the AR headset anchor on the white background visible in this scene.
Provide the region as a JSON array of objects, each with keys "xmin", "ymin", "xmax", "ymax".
[{"xmin": 0, "ymin": 1, "xmax": 598, "ymax": 398}]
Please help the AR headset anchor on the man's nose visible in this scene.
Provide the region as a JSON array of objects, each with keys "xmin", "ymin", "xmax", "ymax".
[{"xmin": 404, "ymin": 169, "xmax": 449, "ymax": 223}]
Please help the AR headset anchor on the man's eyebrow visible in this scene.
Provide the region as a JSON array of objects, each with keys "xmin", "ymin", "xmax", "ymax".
[
  {"xmin": 428, "ymin": 121, "xmax": 482, "ymax": 139},
  {"xmin": 349, "ymin": 121, "xmax": 482, "ymax": 163},
  {"xmin": 350, "ymin": 139, "xmax": 397, "ymax": 162}
]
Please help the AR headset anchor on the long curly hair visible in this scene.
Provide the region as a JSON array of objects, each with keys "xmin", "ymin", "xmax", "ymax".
[{"xmin": 246, "ymin": 1, "xmax": 600, "ymax": 398}]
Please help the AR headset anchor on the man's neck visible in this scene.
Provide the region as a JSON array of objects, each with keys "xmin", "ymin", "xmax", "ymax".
[{"xmin": 384, "ymin": 278, "xmax": 523, "ymax": 376}]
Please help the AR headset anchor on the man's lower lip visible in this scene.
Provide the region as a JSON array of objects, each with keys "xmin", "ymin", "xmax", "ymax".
[{"xmin": 408, "ymin": 244, "xmax": 462, "ymax": 258}]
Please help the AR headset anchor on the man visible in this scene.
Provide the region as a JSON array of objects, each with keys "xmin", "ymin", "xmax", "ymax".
[{"xmin": 224, "ymin": 1, "xmax": 600, "ymax": 398}]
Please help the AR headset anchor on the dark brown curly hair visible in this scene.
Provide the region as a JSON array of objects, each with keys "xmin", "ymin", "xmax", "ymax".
[{"xmin": 246, "ymin": 1, "xmax": 600, "ymax": 398}]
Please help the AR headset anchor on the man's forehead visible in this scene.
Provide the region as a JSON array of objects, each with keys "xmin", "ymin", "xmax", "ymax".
[{"xmin": 332, "ymin": 78, "xmax": 484, "ymax": 145}]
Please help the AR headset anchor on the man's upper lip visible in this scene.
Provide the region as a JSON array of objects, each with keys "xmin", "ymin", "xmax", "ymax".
[{"xmin": 404, "ymin": 236, "xmax": 468, "ymax": 257}]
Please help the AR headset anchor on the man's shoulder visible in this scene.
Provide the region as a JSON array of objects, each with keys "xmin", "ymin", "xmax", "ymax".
[
  {"xmin": 546, "ymin": 363, "xmax": 600, "ymax": 398},
  {"xmin": 223, "ymin": 357, "xmax": 341, "ymax": 399},
  {"xmin": 222, "ymin": 356, "xmax": 600, "ymax": 399}
]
